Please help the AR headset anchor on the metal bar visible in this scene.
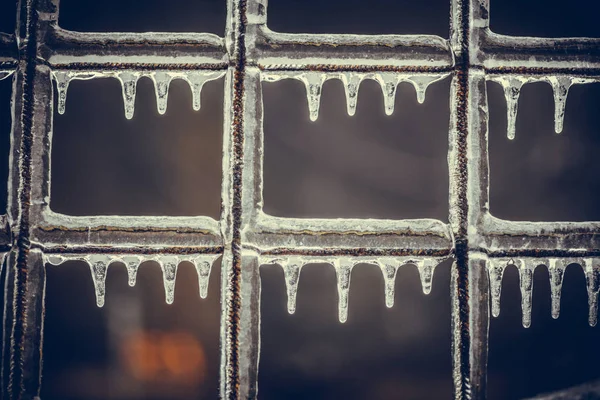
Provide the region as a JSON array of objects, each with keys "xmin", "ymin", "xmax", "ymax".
[
  {"xmin": 45, "ymin": 28, "xmax": 228, "ymax": 67},
  {"xmin": 220, "ymin": 0, "xmax": 248, "ymax": 398},
  {"xmin": 449, "ymin": 0, "xmax": 490, "ymax": 398},
  {"xmin": 3, "ymin": 0, "xmax": 46, "ymax": 396}
]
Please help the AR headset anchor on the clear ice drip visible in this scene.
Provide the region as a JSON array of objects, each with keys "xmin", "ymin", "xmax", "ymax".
[
  {"xmin": 549, "ymin": 76, "xmax": 573, "ymax": 134},
  {"xmin": 44, "ymin": 253, "xmax": 219, "ymax": 306},
  {"xmin": 280, "ymin": 257, "xmax": 304, "ymax": 314},
  {"xmin": 518, "ymin": 260, "xmax": 536, "ymax": 328},
  {"xmin": 498, "ymin": 77, "xmax": 526, "ymax": 140},
  {"xmin": 121, "ymin": 255, "xmax": 141, "ymax": 287},
  {"xmin": 415, "ymin": 258, "xmax": 438, "ymax": 295},
  {"xmin": 195, "ymin": 256, "xmax": 215, "ymax": 299},
  {"xmin": 379, "ymin": 260, "xmax": 400, "ymax": 308},
  {"xmin": 51, "ymin": 71, "xmax": 100, "ymax": 115},
  {"xmin": 548, "ymin": 259, "xmax": 566, "ymax": 319},
  {"xmin": 341, "ymin": 73, "xmax": 363, "ymax": 116},
  {"xmin": 184, "ymin": 71, "xmax": 223, "ymax": 111},
  {"xmin": 263, "ymin": 72, "xmax": 449, "ymax": 120},
  {"xmin": 377, "ymin": 73, "xmax": 400, "ymax": 116},
  {"xmin": 265, "ymin": 256, "xmax": 444, "ymax": 318},
  {"xmin": 118, "ymin": 72, "xmax": 139, "ymax": 120},
  {"xmin": 488, "ymin": 259, "xmax": 506, "ymax": 318},
  {"xmin": 299, "ymin": 73, "xmax": 327, "ymax": 122},
  {"xmin": 584, "ymin": 259, "xmax": 599, "ymax": 327},
  {"xmin": 490, "ymin": 75, "xmax": 600, "ymax": 138},
  {"xmin": 158, "ymin": 256, "xmax": 179, "ymax": 304},
  {"xmin": 407, "ymin": 75, "xmax": 443, "ymax": 104},
  {"xmin": 88, "ymin": 255, "xmax": 111, "ymax": 307},
  {"xmin": 488, "ymin": 258, "xmax": 600, "ymax": 327},
  {"xmin": 53, "ymin": 71, "xmax": 71, "ymax": 115},
  {"xmin": 152, "ymin": 71, "xmax": 174, "ymax": 115},
  {"xmin": 334, "ymin": 260, "xmax": 354, "ymax": 323}
]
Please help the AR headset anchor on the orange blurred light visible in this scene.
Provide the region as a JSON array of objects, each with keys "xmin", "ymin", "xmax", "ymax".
[{"xmin": 121, "ymin": 330, "xmax": 206, "ymax": 386}]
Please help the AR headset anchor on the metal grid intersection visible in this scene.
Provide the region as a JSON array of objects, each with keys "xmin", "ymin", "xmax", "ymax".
[{"xmin": 1, "ymin": 0, "xmax": 600, "ymax": 399}]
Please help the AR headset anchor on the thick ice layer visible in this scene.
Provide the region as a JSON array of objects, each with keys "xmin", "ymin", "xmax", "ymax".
[
  {"xmin": 51, "ymin": 70, "xmax": 226, "ymax": 119},
  {"xmin": 263, "ymin": 256, "xmax": 447, "ymax": 323},
  {"xmin": 487, "ymin": 258, "xmax": 598, "ymax": 327},
  {"xmin": 262, "ymin": 71, "xmax": 450, "ymax": 121},
  {"xmin": 44, "ymin": 253, "xmax": 220, "ymax": 307},
  {"xmin": 488, "ymin": 75, "xmax": 597, "ymax": 139}
]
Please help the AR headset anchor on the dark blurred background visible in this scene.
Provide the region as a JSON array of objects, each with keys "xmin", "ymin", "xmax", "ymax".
[{"xmin": 2, "ymin": 0, "xmax": 600, "ymax": 399}]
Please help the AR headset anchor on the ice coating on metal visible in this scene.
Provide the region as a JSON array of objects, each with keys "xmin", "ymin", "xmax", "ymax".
[
  {"xmin": 584, "ymin": 260, "xmax": 600, "ymax": 327},
  {"xmin": 334, "ymin": 259, "xmax": 354, "ymax": 323},
  {"xmin": 488, "ymin": 259, "xmax": 506, "ymax": 318},
  {"xmin": 43, "ymin": 254, "xmax": 220, "ymax": 307},
  {"xmin": 262, "ymin": 72, "xmax": 450, "ymax": 120},
  {"xmin": 51, "ymin": 70, "xmax": 226, "ymax": 119},
  {"xmin": 4, "ymin": 0, "xmax": 600, "ymax": 397},
  {"xmin": 487, "ymin": 258, "xmax": 598, "ymax": 327},
  {"xmin": 263, "ymin": 256, "xmax": 447, "ymax": 321},
  {"xmin": 488, "ymin": 75, "xmax": 597, "ymax": 139}
]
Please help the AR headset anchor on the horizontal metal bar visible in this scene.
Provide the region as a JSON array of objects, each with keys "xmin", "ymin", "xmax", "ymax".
[
  {"xmin": 252, "ymin": 27, "xmax": 455, "ymax": 69},
  {"xmin": 259, "ymin": 247, "xmax": 453, "ymax": 257},
  {"xmin": 36, "ymin": 244, "xmax": 223, "ymax": 255},
  {"xmin": 485, "ymin": 249, "xmax": 600, "ymax": 258},
  {"xmin": 478, "ymin": 214, "xmax": 600, "ymax": 252},
  {"xmin": 30, "ymin": 212, "xmax": 223, "ymax": 248},
  {"xmin": 45, "ymin": 27, "xmax": 229, "ymax": 67},
  {"xmin": 479, "ymin": 32, "xmax": 600, "ymax": 71},
  {"xmin": 246, "ymin": 214, "xmax": 454, "ymax": 252}
]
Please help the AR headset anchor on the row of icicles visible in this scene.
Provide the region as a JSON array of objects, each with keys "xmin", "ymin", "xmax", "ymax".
[
  {"xmin": 52, "ymin": 71, "xmax": 593, "ymax": 138},
  {"xmin": 44, "ymin": 254, "xmax": 600, "ymax": 327}
]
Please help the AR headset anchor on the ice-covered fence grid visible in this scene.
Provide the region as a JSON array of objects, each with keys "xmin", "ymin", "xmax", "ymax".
[{"xmin": 0, "ymin": 0, "xmax": 599, "ymax": 399}]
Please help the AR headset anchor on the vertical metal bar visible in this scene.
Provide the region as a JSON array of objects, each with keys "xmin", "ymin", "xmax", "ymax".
[
  {"xmin": 3, "ymin": 0, "xmax": 41, "ymax": 397},
  {"xmin": 221, "ymin": 0, "xmax": 250, "ymax": 398},
  {"xmin": 3, "ymin": 0, "xmax": 55, "ymax": 397},
  {"xmin": 449, "ymin": 0, "xmax": 490, "ymax": 398}
]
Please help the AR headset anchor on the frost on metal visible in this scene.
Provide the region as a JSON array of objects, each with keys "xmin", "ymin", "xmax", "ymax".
[{"xmin": 3, "ymin": 0, "xmax": 600, "ymax": 398}]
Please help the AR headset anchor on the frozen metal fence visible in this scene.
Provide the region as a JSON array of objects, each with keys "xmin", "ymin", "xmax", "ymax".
[{"xmin": 0, "ymin": 0, "xmax": 599, "ymax": 399}]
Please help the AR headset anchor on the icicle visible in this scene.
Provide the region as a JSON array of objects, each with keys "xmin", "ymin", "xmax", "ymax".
[
  {"xmin": 518, "ymin": 260, "xmax": 537, "ymax": 328},
  {"xmin": 118, "ymin": 72, "xmax": 139, "ymax": 120},
  {"xmin": 584, "ymin": 258, "xmax": 600, "ymax": 327},
  {"xmin": 186, "ymin": 72, "xmax": 209, "ymax": 111},
  {"xmin": 499, "ymin": 77, "xmax": 526, "ymax": 140},
  {"xmin": 88, "ymin": 255, "xmax": 111, "ymax": 307},
  {"xmin": 158, "ymin": 256, "xmax": 179, "ymax": 305},
  {"xmin": 548, "ymin": 259, "xmax": 566, "ymax": 319},
  {"xmin": 152, "ymin": 71, "xmax": 173, "ymax": 115},
  {"xmin": 379, "ymin": 259, "xmax": 399, "ymax": 308},
  {"xmin": 299, "ymin": 73, "xmax": 326, "ymax": 121},
  {"xmin": 415, "ymin": 258, "xmax": 438, "ymax": 295},
  {"xmin": 194, "ymin": 256, "xmax": 215, "ymax": 299},
  {"xmin": 548, "ymin": 76, "xmax": 572, "ymax": 134},
  {"xmin": 281, "ymin": 257, "xmax": 303, "ymax": 314},
  {"xmin": 341, "ymin": 73, "xmax": 363, "ymax": 116},
  {"xmin": 121, "ymin": 256, "xmax": 141, "ymax": 287},
  {"xmin": 377, "ymin": 73, "xmax": 399, "ymax": 116},
  {"xmin": 334, "ymin": 259, "xmax": 354, "ymax": 323},
  {"xmin": 488, "ymin": 259, "xmax": 506, "ymax": 318},
  {"xmin": 53, "ymin": 71, "xmax": 71, "ymax": 115},
  {"xmin": 407, "ymin": 75, "xmax": 444, "ymax": 104}
]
